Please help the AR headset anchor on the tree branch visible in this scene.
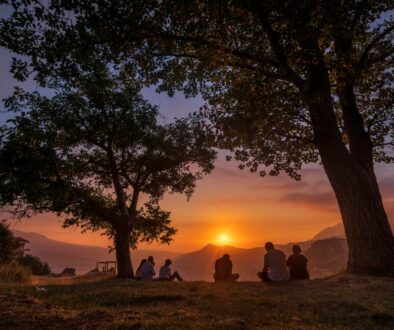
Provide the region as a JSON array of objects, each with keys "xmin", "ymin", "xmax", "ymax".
[
  {"xmin": 356, "ymin": 24, "xmax": 394, "ymax": 71},
  {"xmin": 144, "ymin": 28, "xmax": 280, "ymax": 69},
  {"xmin": 254, "ymin": 2, "xmax": 304, "ymax": 88}
]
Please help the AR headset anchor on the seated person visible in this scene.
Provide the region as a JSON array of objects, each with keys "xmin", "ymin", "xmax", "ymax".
[
  {"xmin": 287, "ymin": 245, "xmax": 309, "ymax": 280},
  {"xmin": 135, "ymin": 259, "xmax": 147, "ymax": 280},
  {"xmin": 140, "ymin": 256, "xmax": 156, "ymax": 280},
  {"xmin": 214, "ymin": 254, "xmax": 240, "ymax": 282},
  {"xmin": 158, "ymin": 259, "xmax": 184, "ymax": 281},
  {"xmin": 258, "ymin": 242, "xmax": 289, "ymax": 282}
]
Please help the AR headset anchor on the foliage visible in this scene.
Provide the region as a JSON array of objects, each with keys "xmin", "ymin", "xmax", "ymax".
[
  {"xmin": 0, "ymin": 222, "xmax": 50, "ymax": 276},
  {"xmin": 60, "ymin": 268, "xmax": 76, "ymax": 277},
  {"xmin": 0, "ymin": 261, "xmax": 31, "ymax": 284},
  {"xmin": 0, "ymin": 62, "xmax": 216, "ymax": 276},
  {"xmin": 0, "ymin": 221, "xmax": 27, "ymax": 263},
  {"xmin": 0, "ymin": 0, "xmax": 392, "ymax": 178},
  {"xmin": 17, "ymin": 254, "xmax": 51, "ymax": 276}
]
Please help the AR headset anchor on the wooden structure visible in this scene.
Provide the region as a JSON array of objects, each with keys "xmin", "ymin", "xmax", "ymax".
[{"xmin": 96, "ymin": 261, "xmax": 117, "ymax": 273}]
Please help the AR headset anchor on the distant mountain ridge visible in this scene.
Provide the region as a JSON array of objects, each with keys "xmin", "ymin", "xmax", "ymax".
[
  {"xmin": 171, "ymin": 239, "xmax": 333, "ymax": 281},
  {"xmin": 12, "ymin": 216, "xmax": 394, "ymax": 279},
  {"xmin": 13, "ymin": 230, "xmax": 181, "ymax": 274},
  {"xmin": 312, "ymin": 216, "xmax": 394, "ymax": 241}
]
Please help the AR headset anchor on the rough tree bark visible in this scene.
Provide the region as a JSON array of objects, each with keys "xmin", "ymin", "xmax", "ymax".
[
  {"xmin": 305, "ymin": 52, "xmax": 394, "ymax": 276},
  {"xmin": 114, "ymin": 228, "xmax": 134, "ymax": 278}
]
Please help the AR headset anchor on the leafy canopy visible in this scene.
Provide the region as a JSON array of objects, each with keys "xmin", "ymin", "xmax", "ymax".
[
  {"xmin": 1, "ymin": 0, "xmax": 391, "ymax": 179},
  {"xmin": 0, "ymin": 65, "xmax": 216, "ymax": 247}
]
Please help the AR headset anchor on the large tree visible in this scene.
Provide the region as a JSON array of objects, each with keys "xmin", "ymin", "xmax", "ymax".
[
  {"xmin": 0, "ymin": 0, "xmax": 393, "ymax": 275},
  {"xmin": 0, "ymin": 68, "xmax": 215, "ymax": 278}
]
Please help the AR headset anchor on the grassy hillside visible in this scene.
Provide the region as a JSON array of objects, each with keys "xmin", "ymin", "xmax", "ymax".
[{"xmin": 1, "ymin": 275, "xmax": 393, "ymax": 329}]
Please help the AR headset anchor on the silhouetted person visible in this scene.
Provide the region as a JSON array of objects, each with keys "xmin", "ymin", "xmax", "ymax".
[
  {"xmin": 140, "ymin": 256, "xmax": 156, "ymax": 280},
  {"xmin": 287, "ymin": 245, "xmax": 309, "ymax": 280},
  {"xmin": 135, "ymin": 259, "xmax": 147, "ymax": 280},
  {"xmin": 158, "ymin": 259, "xmax": 184, "ymax": 281},
  {"xmin": 258, "ymin": 242, "xmax": 289, "ymax": 282},
  {"xmin": 214, "ymin": 254, "xmax": 240, "ymax": 282}
]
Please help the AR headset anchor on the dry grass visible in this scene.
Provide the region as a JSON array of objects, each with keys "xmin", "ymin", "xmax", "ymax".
[
  {"xmin": 1, "ymin": 275, "xmax": 394, "ymax": 329},
  {"xmin": 31, "ymin": 271, "xmax": 115, "ymax": 286}
]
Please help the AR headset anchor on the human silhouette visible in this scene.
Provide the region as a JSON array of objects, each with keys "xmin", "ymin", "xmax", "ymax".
[
  {"xmin": 135, "ymin": 259, "xmax": 147, "ymax": 280},
  {"xmin": 257, "ymin": 242, "xmax": 289, "ymax": 282},
  {"xmin": 140, "ymin": 256, "xmax": 156, "ymax": 280},
  {"xmin": 287, "ymin": 245, "xmax": 309, "ymax": 280},
  {"xmin": 214, "ymin": 254, "xmax": 240, "ymax": 282},
  {"xmin": 158, "ymin": 259, "xmax": 184, "ymax": 281}
]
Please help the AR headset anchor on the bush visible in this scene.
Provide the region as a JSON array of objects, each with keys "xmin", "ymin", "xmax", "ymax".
[
  {"xmin": 17, "ymin": 254, "xmax": 51, "ymax": 275},
  {"xmin": 0, "ymin": 262, "xmax": 32, "ymax": 284},
  {"xmin": 0, "ymin": 221, "xmax": 27, "ymax": 263}
]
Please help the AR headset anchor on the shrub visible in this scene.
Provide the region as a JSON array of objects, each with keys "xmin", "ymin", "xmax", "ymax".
[
  {"xmin": 0, "ymin": 221, "xmax": 27, "ymax": 263},
  {"xmin": 17, "ymin": 254, "xmax": 51, "ymax": 275},
  {"xmin": 0, "ymin": 261, "xmax": 32, "ymax": 284}
]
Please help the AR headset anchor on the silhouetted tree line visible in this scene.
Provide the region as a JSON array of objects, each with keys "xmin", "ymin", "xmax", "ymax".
[{"xmin": 0, "ymin": 221, "xmax": 51, "ymax": 275}]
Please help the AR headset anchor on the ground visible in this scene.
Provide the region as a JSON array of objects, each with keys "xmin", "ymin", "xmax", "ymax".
[{"xmin": 1, "ymin": 275, "xmax": 394, "ymax": 329}]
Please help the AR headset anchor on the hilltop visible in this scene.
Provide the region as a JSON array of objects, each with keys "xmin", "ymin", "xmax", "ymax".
[{"xmin": 1, "ymin": 275, "xmax": 394, "ymax": 329}]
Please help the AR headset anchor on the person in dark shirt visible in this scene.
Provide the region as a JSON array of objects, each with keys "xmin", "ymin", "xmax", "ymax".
[
  {"xmin": 286, "ymin": 245, "xmax": 309, "ymax": 280},
  {"xmin": 135, "ymin": 259, "xmax": 147, "ymax": 280},
  {"xmin": 214, "ymin": 254, "xmax": 240, "ymax": 282}
]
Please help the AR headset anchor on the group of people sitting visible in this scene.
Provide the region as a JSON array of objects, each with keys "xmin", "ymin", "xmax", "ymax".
[
  {"xmin": 134, "ymin": 241, "xmax": 308, "ymax": 283},
  {"xmin": 135, "ymin": 256, "xmax": 184, "ymax": 281},
  {"xmin": 214, "ymin": 242, "xmax": 309, "ymax": 282}
]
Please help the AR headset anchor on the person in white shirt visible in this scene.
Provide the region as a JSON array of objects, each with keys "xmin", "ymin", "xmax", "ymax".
[
  {"xmin": 140, "ymin": 256, "xmax": 156, "ymax": 280},
  {"xmin": 158, "ymin": 259, "xmax": 183, "ymax": 281},
  {"xmin": 258, "ymin": 242, "xmax": 289, "ymax": 282}
]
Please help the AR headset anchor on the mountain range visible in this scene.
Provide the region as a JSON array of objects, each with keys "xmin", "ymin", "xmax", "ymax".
[
  {"xmin": 13, "ymin": 230, "xmax": 181, "ymax": 274},
  {"xmin": 13, "ymin": 217, "xmax": 393, "ymax": 280}
]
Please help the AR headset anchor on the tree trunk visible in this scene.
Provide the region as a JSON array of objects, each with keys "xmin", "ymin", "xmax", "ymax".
[
  {"xmin": 304, "ymin": 56, "xmax": 394, "ymax": 276},
  {"xmin": 321, "ymin": 151, "xmax": 394, "ymax": 275},
  {"xmin": 311, "ymin": 112, "xmax": 394, "ymax": 276},
  {"xmin": 114, "ymin": 229, "xmax": 134, "ymax": 278}
]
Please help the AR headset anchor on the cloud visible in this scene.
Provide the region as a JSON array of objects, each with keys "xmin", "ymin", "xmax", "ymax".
[
  {"xmin": 281, "ymin": 191, "xmax": 338, "ymax": 211},
  {"xmin": 379, "ymin": 175, "xmax": 394, "ymax": 199}
]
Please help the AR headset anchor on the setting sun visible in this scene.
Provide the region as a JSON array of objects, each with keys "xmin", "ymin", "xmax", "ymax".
[{"xmin": 218, "ymin": 233, "xmax": 231, "ymax": 245}]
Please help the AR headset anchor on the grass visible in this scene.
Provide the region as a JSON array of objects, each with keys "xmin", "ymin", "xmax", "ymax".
[
  {"xmin": 0, "ymin": 262, "xmax": 32, "ymax": 284},
  {"xmin": 1, "ymin": 275, "xmax": 394, "ymax": 329}
]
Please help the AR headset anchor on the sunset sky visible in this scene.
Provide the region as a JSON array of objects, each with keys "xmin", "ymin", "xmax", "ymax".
[{"xmin": 1, "ymin": 46, "xmax": 394, "ymax": 253}]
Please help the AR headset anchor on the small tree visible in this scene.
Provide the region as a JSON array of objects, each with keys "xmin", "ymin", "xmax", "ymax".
[
  {"xmin": 0, "ymin": 71, "xmax": 215, "ymax": 278},
  {"xmin": 0, "ymin": 221, "xmax": 27, "ymax": 263},
  {"xmin": 17, "ymin": 254, "xmax": 51, "ymax": 275}
]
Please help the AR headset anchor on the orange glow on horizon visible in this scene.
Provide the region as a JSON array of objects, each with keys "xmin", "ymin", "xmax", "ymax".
[{"xmin": 9, "ymin": 161, "xmax": 392, "ymax": 253}]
